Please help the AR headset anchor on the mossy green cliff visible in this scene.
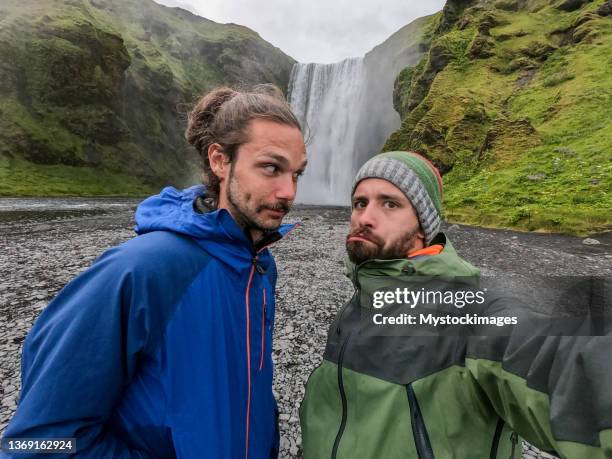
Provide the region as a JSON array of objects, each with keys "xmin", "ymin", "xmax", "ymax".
[
  {"xmin": 0, "ymin": 0, "xmax": 295, "ymax": 196},
  {"xmin": 384, "ymin": 0, "xmax": 611, "ymax": 235}
]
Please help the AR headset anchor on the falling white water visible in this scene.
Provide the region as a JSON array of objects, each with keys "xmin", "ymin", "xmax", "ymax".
[{"xmin": 289, "ymin": 58, "xmax": 367, "ymax": 205}]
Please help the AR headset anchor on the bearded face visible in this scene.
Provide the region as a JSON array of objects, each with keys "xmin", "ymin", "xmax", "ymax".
[
  {"xmin": 346, "ymin": 225, "xmax": 421, "ymax": 264},
  {"xmin": 346, "ymin": 178, "xmax": 425, "ymax": 264},
  {"xmin": 212, "ymin": 119, "xmax": 307, "ymax": 237},
  {"xmin": 226, "ymin": 161, "xmax": 291, "ymax": 232}
]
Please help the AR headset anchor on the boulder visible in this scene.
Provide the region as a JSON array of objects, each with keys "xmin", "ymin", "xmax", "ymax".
[
  {"xmin": 520, "ymin": 41, "xmax": 558, "ymax": 61},
  {"xmin": 478, "ymin": 12, "xmax": 505, "ymax": 35},
  {"xmin": 527, "ymin": 173, "xmax": 546, "ymax": 181},
  {"xmin": 570, "ymin": 14, "xmax": 602, "ymax": 43},
  {"xmin": 469, "ymin": 35, "xmax": 496, "ymax": 59},
  {"xmin": 496, "ymin": 30, "xmax": 528, "ymax": 41},
  {"xmin": 457, "ymin": 16, "xmax": 473, "ymax": 30}
]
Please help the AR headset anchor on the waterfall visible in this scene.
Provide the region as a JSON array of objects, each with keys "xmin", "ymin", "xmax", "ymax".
[
  {"xmin": 288, "ymin": 25, "xmax": 427, "ymax": 206},
  {"xmin": 288, "ymin": 58, "xmax": 367, "ymax": 205}
]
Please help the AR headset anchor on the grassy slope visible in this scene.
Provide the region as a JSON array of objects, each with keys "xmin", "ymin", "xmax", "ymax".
[
  {"xmin": 0, "ymin": 155, "xmax": 153, "ymax": 196},
  {"xmin": 384, "ymin": 0, "xmax": 611, "ymax": 235},
  {"xmin": 0, "ymin": 0, "xmax": 294, "ymax": 196}
]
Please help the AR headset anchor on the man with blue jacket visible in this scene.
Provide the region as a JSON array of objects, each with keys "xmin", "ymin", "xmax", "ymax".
[{"xmin": 2, "ymin": 85, "xmax": 307, "ymax": 458}]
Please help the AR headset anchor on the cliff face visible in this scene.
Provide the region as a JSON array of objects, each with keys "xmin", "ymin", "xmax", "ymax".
[
  {"xmin": 384, "ymin": 0, "xmax": 611, "ymax": 234},
  {"xmin": 354, "ymin": 14, "xmax": 437, "ymax": 170},
  {"xmin": 0, "ymin": 0, "xmax": 295, "ymax": 195}
]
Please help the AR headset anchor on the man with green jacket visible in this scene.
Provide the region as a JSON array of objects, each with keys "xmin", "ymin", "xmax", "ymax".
[{"xmin": 300, "ymin": 151, "xmax": 611, "ymax": 458}]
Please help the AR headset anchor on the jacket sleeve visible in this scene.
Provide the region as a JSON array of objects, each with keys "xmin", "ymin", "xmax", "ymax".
[
  {"xmin": 465, "ymin": 277, "xmax": 612, "ymax": 458},
  {"xmin": 2, "ymin": 243, "xmax": 162, "ymax": 458}
]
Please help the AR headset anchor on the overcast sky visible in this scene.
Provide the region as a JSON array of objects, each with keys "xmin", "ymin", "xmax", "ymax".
[{"xmin": 153, "ymin": 0, "xmax": 446, "ymax": 63}]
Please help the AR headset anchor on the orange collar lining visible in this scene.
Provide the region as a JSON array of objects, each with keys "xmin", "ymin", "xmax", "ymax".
[{"xmin": 407, "ymin": 244, "xmax": 444, "ymax": 259}]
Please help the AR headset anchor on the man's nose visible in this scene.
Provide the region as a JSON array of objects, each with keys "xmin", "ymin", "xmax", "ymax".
[
  {"xmin": 355, "ymin": 203, "xmax": 377, "ymax": 228},
  {"xmin": 275, "ymin": 174, "xmax": 297, "ymax": 201}
]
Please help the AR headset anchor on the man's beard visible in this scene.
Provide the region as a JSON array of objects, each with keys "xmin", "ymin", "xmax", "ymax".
[
  {"xmin": 346, "ymin": 226, "xmax": 420, "ymax": 264},
  {"xmin": 226, "ymin": 166, "xmax": 290, "ymax": 232}
]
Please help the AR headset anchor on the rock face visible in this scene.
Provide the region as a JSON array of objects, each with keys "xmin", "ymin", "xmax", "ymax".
[
  {"xmin": 357, "ymin": 15, "xmax": 436, "ymax": 173},
  {"xmin": 437, "ymin": 0, "xmax": 478, "ymax": 33},
  {"xmin": 0, "ymin": 0, "xmax": 295, "ymax": 194},
  {"xmin": 597, "ymin": 0, "xmax": 612, "ymax": 15},
  {"xmin": 557, "ymin": 0, "xmax": 593, "ymax": 11},
  {"xmin": 383, "ymin": 0, "xmax": 611, "ymax": 235}
]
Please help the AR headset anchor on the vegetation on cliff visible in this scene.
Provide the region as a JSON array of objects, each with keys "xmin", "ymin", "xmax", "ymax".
[
  {"xmin": 0, "ymin": 0, "xmax": 295, "ymax": 196},
  {"xmin": 385, "ymin": 0, "xmax": 611, "ymax": 234}
]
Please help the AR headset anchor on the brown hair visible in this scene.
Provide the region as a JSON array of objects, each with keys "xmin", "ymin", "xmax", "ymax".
[{"xmin": 185, "ymin": 84, "xmax": 302, "ymax": 203}]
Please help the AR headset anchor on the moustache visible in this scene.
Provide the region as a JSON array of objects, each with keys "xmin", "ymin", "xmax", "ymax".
[
  {"xmin": 257, "ymin": 201, "xmax": 291, "ymax": 214},
  {"xmin": 346, "ymin": 227, "xmax": 383, "ymax": 246}
]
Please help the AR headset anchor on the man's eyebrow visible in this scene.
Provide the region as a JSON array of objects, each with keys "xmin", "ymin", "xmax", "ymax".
[
  {"xmin": 376, "ymin": 193, "xmax": 405, "ymax": 202},
  {"xmin": 260, "ymin": 153, "xmax": 308, "ymax": 170},
  {"xmin": 259, "ymin": 153, "xmax": 289, "ymax": 166}
]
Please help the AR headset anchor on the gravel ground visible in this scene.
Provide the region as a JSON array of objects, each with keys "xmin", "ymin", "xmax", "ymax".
[{"xmin": 1, "ymin": 201, "xmax": 610, "ymax": 458}]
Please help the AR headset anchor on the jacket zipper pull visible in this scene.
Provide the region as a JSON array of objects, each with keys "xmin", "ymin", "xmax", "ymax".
[
  {"xmin": 509, "ymin": 432, "xmax": 518, "ymax": 459},
  {"xmin": 252, "ymin": 256, "xmax": 266, "ymax": 274}
]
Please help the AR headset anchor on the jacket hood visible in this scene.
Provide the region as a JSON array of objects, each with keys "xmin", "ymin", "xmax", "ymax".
[{"xmin": 134, "ymin": 185, "xmax": 296, "ymax": 270}]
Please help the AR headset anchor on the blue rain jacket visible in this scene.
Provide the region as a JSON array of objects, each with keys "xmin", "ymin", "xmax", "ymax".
[{"xmin": 2, "ymin": 185, "xmax": 295, "ymax": 458}]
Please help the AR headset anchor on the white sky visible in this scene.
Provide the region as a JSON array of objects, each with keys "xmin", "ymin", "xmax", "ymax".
[{"xmin": 153, "ymin": 0, "xmax": 445, "ymax": 63}]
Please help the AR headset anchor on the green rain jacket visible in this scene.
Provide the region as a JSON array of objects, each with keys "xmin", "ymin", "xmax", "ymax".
[{"xmin": 300, "ymin": 233, "xmax": 612, "ymax": 458}]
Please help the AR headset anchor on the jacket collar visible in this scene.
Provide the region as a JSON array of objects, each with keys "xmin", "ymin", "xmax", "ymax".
[
  {"xmin": 345, "ymin": 233, "xmax": 480, "ymax": 287},
  {"xmin": 134, "ymin": 185, "xmax": 297, "ymax": 273}
]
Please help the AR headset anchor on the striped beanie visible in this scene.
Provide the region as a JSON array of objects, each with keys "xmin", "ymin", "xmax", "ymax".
[{"xmin": 352, "ymin": 151, "xmax": 444, "ymax": 244}]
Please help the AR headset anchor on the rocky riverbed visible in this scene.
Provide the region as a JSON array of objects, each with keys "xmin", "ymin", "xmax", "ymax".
[{"xmin": 0, "ymin": 199, "xmax": 610, "ymax": 458}]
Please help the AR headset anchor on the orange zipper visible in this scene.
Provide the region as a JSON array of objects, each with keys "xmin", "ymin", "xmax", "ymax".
[
  {"xmin": 243, "ymin": 224, "xmax": 298, "ymax": 458},
  {"xmin": 244, "ymin": 260, "xmax": 256, "ymax": 459},
  {"xmin": 259, "ymin": 289, "xmax": 267, "ymax": 371}
]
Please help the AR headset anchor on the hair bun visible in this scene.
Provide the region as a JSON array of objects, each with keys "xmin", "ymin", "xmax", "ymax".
[
  {"xmin": 251, "ymin": 83, "xmax": 286, "ymax": 100},
  {"xmin": 185, "ymin": 87, "xmax": 237, "ymax": 152}
]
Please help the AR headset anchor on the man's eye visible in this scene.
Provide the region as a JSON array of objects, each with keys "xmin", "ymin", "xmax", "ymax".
[
  {"xmin": 353, "ymin": 201, "xmax": 366, "ymax": 209},
  {"xmin": 384, "ymin": 201, "xmax": 398, "ymax": 208},
  {"xmin": 263, "ymin": 165, "xmax": 279, "ymax": 174}
]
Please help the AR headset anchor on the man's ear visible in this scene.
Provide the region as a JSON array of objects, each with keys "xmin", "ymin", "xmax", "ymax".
[
  {"xmin": 208, "ymin": 143, "xmax": 230, "ymax": 181},
  {"xmin": 417, "ymin": 225, "xmax": 426, "ymax": 242}
]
